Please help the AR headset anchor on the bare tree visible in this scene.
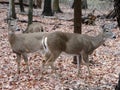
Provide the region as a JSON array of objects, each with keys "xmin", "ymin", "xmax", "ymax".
[
  {"xmin": 114, "ymin": 0, "xmax": 120, "ymax": 30},
  {"xmin": 19, "ymin": 0, "xmax": 25, "ymax": 12},
  {"xmin": 28, "ymin": 0, "xmax": 33, "ymax": 26},
  {"xmin": 73, "ymin": 0, "xmax": 82, "ymax": 64},
  {"xmin": 34, "ymin": 0, "xmax": 42, "ymax": 9},
  {"xmin": 53, "ymin": 0, "xmax": 63, "ymax": 13},
  {"xmin": 8, "ymin": 0, "xmax": 16, "ymax": 19},
  {"xmin": 42, "ymin": 0, "xmax": 53, "ymax": 16},
  {"xmin": 72, "ymin": 0, "xmax": 87, "ymax": 9},
  {"xmin": 115, "ymin": 74, "xmax": 120, "ymax": 90}
]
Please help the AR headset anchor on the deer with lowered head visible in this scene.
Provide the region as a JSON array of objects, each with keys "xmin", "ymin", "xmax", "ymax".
[
  {"xmin": 22, "ymin": 22, "xmax": 44, "ymax": 33},
  {"xmin": 8, "ymin": 19, "xmax": 47, "ymax": 74},
  {"xmin": 42, "ymin": 24, "xmax": 116, "ymax": 75}
]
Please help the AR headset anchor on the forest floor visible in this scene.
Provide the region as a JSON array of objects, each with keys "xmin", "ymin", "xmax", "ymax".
[{"xmin": 0, "ymin": 3, "xmax": 120, "ymax": 90}]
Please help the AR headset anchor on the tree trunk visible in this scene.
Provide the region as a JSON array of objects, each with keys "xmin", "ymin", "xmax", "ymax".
[
  {"xmin": 53, "ymin": 0, "xmax": 63, "ymax": 13},
  {"xmin": 8, "ymin": 0, "xmax": 16, "ymax": 19},
  {"xmin": 106, "ymin": 9, "xmax": 116, "ymax": 19},
  {"xmin": 42, "ymin": 0, "xmax": 53, "ymax": 16},
  {"xmin": 28, "ymin": 0, "xmax": 33, "ymax": 26},
  {"xmin": 74, "ymin": 0, "xmax": 82, "ymax": 33},
  {"xmin": 71, "ymin": 1, "xmax": 74, "ymax": 8},
  {"xmin": 19, "ymin": 0, "xmax": 25, "ymax": 12},
  {"xmin": 82, "ymin": 0, "xmax": 88, "ymax": 9},
  {"xmin": 114, "ymin": 0, "xmax": 120, "ymax": 30},
  {"xmin": 72, "ymin": 0, "xmax": 88, "ymax": 9},
  {"xmin": 73, "ymin": 0, "xmax": 82, "ymax": 64},
  {"xmin": 115, "ymin": 74, "xmax": 120, "ymax": 90},
  {"xmin": 34, "ymin": 0, "xmax": 42, "ymax": 9}
]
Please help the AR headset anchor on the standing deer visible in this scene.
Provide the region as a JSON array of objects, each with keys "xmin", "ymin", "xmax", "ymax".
[
  {"xmin": 42, "ymin": 25, "xmax": 116, "ymax": 75},
  {"xmin": 8, "ymin": 19, "xmax": 47, "ymax": 74}
]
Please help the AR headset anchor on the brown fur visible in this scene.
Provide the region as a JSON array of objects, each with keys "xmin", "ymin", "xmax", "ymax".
[
  {"xmin": 43, "ymin": 28, "xmax": 115, "ymax": 75},
  {"xmin": 8, "ymin": 20, "xmax": 47, "ymax": 73},
  {"xmin": 23, "ymin": 22, "xmax": 44, "ymax": 33},
  {"xmin": 8, "ymin": 32, "xmax": 48, "ymax": 74}
]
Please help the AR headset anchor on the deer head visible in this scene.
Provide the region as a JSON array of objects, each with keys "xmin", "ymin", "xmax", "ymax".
[{"xmin": 101, "ymin": 24, "xmax": 116, "ymax": 39}]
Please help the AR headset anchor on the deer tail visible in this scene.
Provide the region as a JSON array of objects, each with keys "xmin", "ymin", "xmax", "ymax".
[{"xmin": 42, "ymin": 36, "xmax": 50, "ymax": 53}]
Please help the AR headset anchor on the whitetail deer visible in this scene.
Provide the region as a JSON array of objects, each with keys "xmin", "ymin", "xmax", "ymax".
[
  {"xmin": 8, "ymin": 19, "xmax": 47, "ymax": 74},
  {"xmin": 42, "ymin": 25, "xmax": 116, "ymax": 75},
  {"xmin": 23, "ymin": 22, "xmax": 44, "ymax": 33}
]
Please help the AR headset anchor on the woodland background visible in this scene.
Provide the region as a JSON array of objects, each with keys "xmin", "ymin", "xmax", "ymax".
[{"xmin": 0, "ymin": 0, "xmax": 120, "ymax": 90}]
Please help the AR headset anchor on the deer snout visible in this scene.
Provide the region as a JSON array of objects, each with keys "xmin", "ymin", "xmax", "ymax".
[
  {"xmin": 111, "ymin": 33, "xmax": 116, "ymax": 39},
  {"xmin": 112, "ymin": 35, "xmax": 116, "ymax": 39},
  {"xmin": 16, "ymin": 28, "xmax": 21, "ymax": 31}
]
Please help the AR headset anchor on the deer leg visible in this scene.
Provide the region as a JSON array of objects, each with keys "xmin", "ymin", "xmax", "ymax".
[
  {"xmin": 16, "ymin": 54, "xmax": 21, "ymax": 74},
  {"xmin": 45, "ymin": 52, "xmax": 61, "ymax": 76},
  {"xmin": 83, "ymin": 53, "xmax": 91, "ymax": 75},
  {"xmin": 77, "ymin": 55, "xmax": 81, "ymax": 76},
  {"xmin": 41, "ymin": 52, "xmax": 51, "ymax": 75},
  {"xmin": 46, "ymin": 54, "xmax": 57, "ymax": 73},
  {"xmin": 22, "ymin": 53, "xmax": 29, "ymax": 73},
  {"xmin": 43, "ymin": 52, "xmax": 51, "ymax": 67}
]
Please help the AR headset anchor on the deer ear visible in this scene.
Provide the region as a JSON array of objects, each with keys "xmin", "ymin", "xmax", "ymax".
[
  {"xmin": 100, "ymin": 24, "xmax": 105, "ymax": 29},
  {"xmin": 100, "ymin": 24, "xmax": 106, "ymax": 33}
]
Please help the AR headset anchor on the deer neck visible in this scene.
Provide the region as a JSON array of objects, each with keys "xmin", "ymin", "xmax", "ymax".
[
  {"xmin": 92, "ymin": 33, "xmax": 106, "ymax": 49},
  {"xmin": 8, "ymin": 32, "xmax": 16, "ymax": 45}
]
